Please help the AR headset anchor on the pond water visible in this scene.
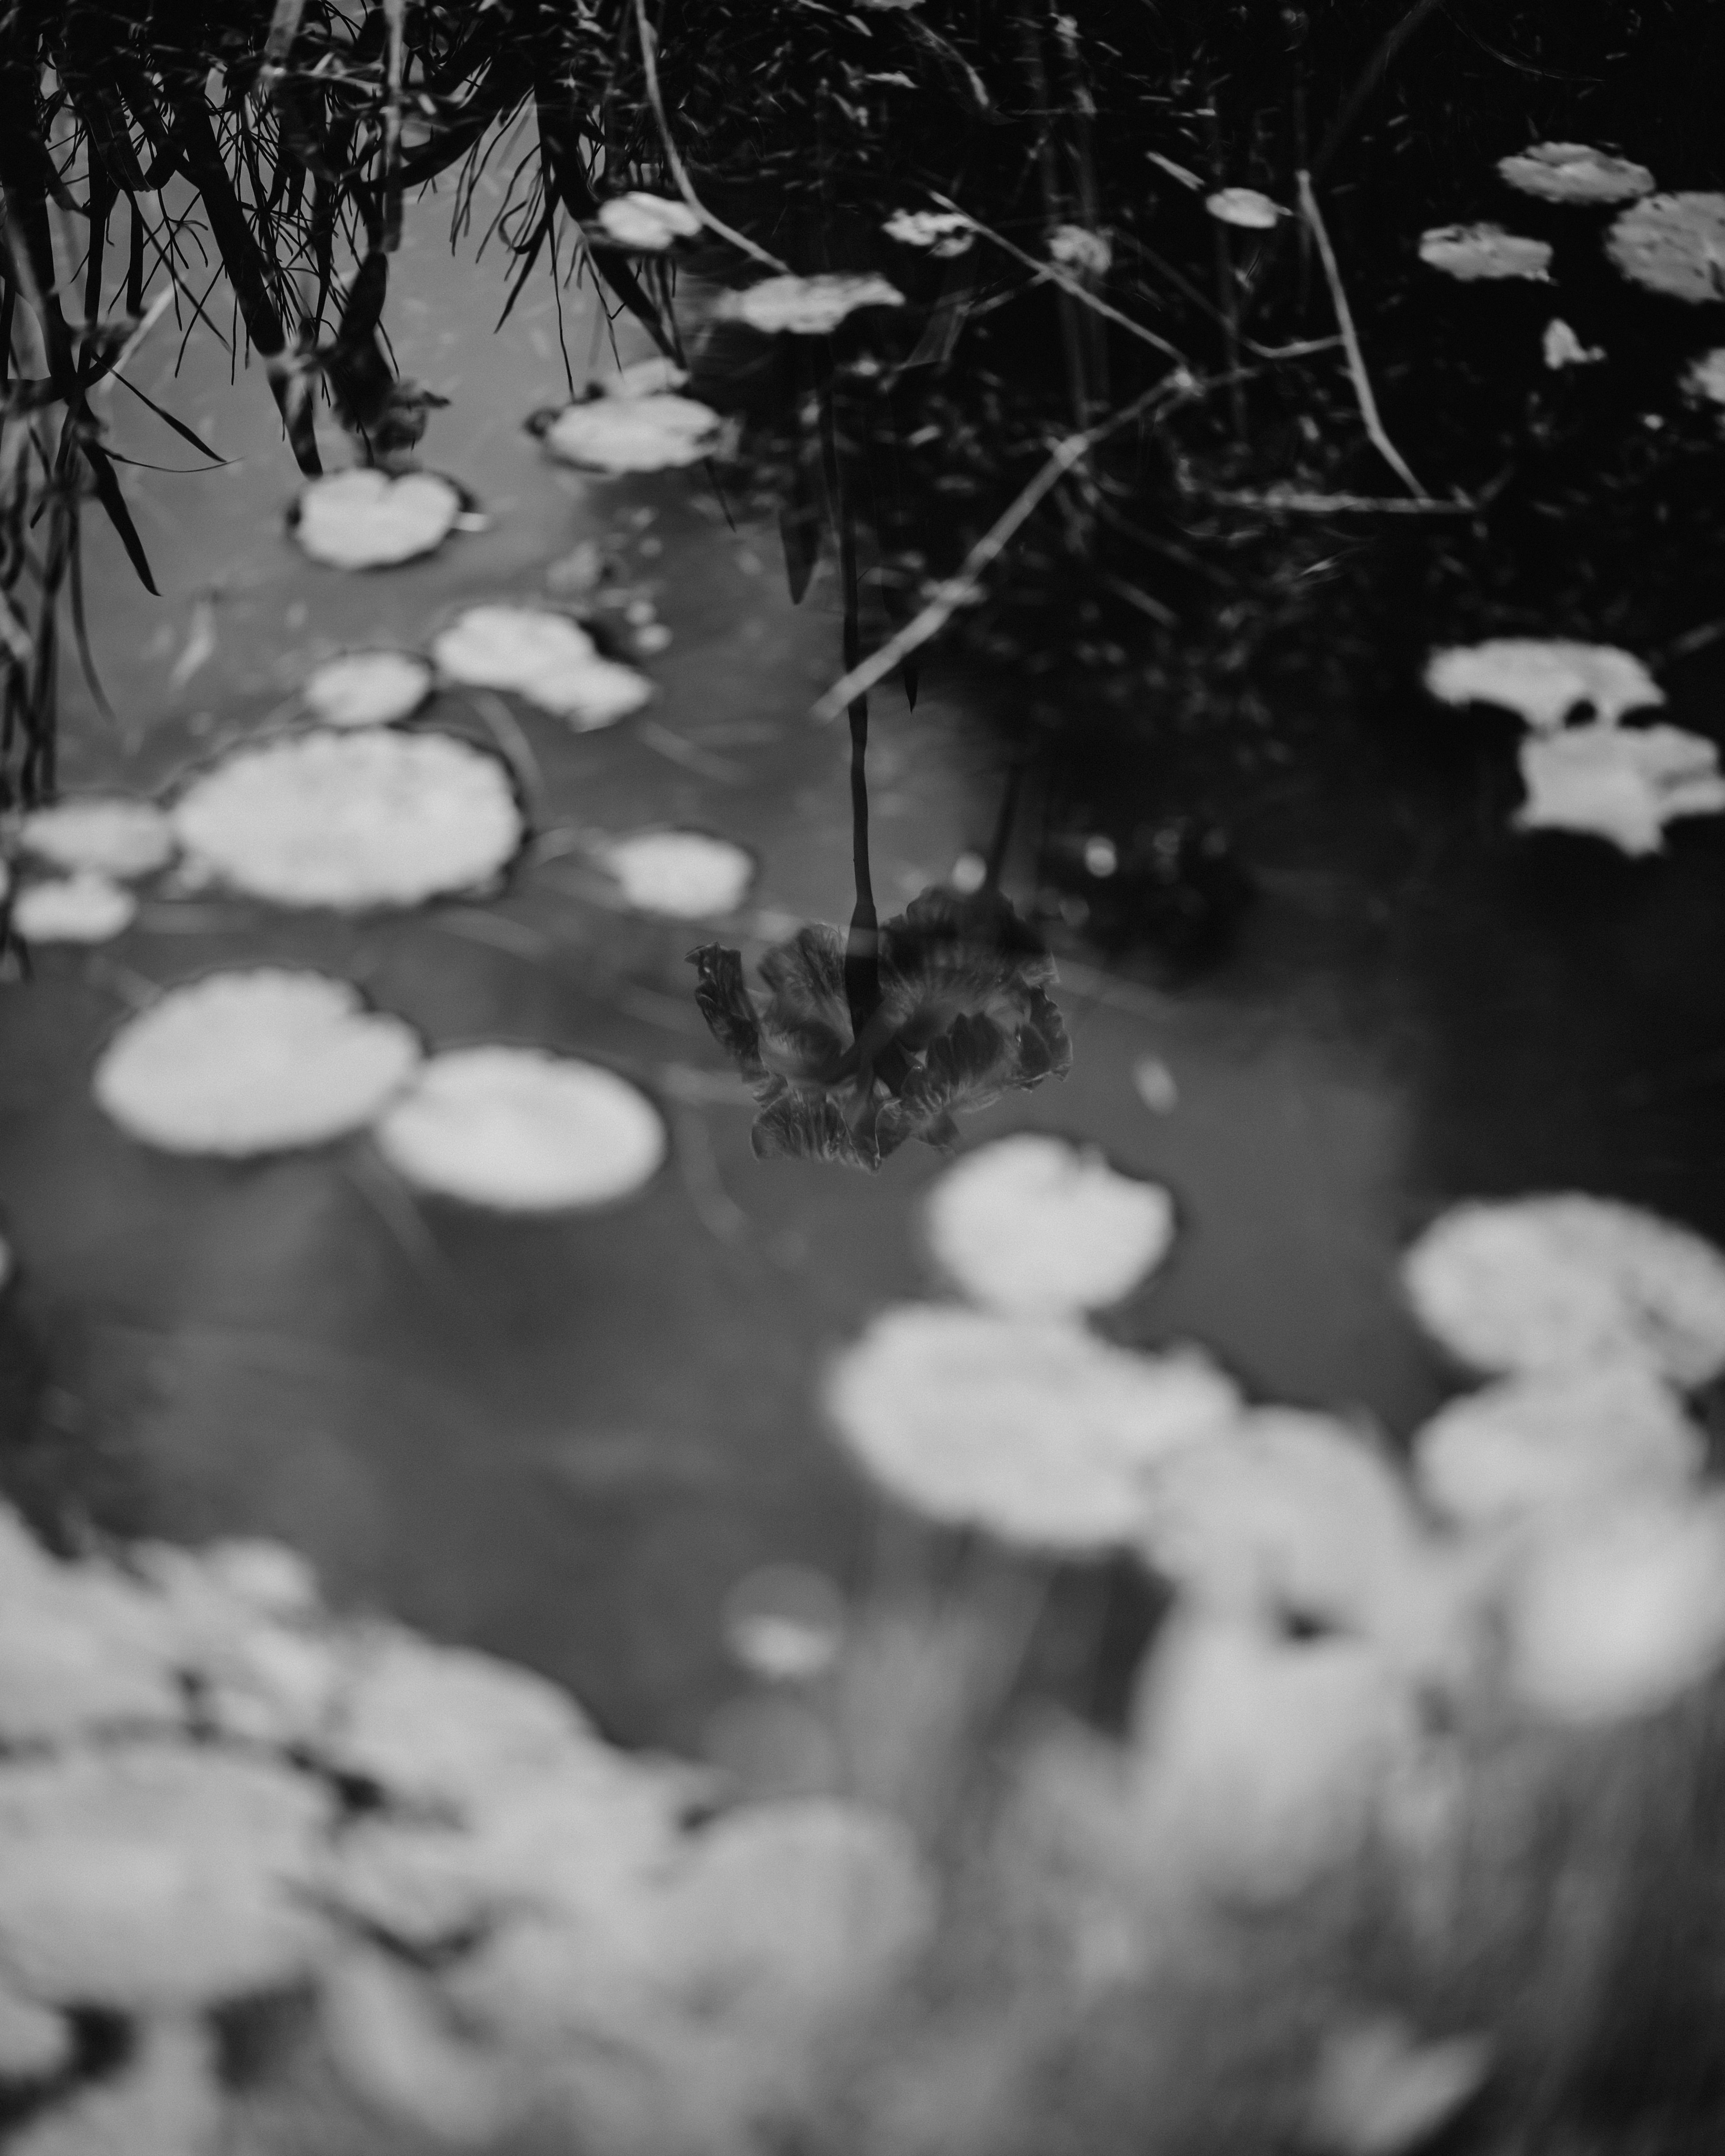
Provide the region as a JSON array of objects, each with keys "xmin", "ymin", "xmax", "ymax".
[{"xmin": 8, "ymin": 7, "xmax": 1725, "ymax": 2151}]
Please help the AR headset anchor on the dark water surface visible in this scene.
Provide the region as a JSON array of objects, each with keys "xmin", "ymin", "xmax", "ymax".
[{"xmin": 4, "ymin": 6, "xmax": 1725, "ymax": 1767}]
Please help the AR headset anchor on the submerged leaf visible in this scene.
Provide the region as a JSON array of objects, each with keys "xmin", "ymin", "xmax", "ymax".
[
  {"xmin": 293, "ymin": 468, "xmax": 463, "ymax": 569},
  {"xmin": 172, "ymin": 730, "xmax": 524, "ymax": 908},
  {"xmin": 432, "ymin": 605, "xmax": 651, "ymax": 728},
  {"xmin": 94, "ymin": 970, "xmax": 421, "ymax": 1157},
  {"xmin": 1607, "ymin": 192, "xmax": 1725, "ymax": 301},
  {"xmin": 718, "ymin": 274, "xmax": 905, "ymax": 336},
  {"xmin": 1423, "ymin": 638, "xmax": 1662, "ymax": 730},
  {"xmin": 305, "ymin": 649, "xmax": 434, "ymax": 729},
  {"xmin": 540, "ymin": 393, "xmax": 723, "ymax": 473},
  {"xmin": 1516, "ymin": 722, "xmax": 1725, "ymax": 853},
  {"xmin": 1402, "ymin": 1194, "xmax": 1725, "ymax": 1386},
  {"xmin": 1418, "ymin": 223, "xmax": 1552, "ymax": 282},
  {"xmin": 1497, "ymin": 142, "xmax": 1654, "ymax": 206},
  {"xmin": 923, "ymin": 1133, "xmax": 1174, "ymax": 1317},
  {"xmin": 374, "ymin": 1047, "xmax": 667, "ymax": 1212},
  {"xmin": 825, "ymin": 1303, "xmax": 1240, "ymax": 1549}
]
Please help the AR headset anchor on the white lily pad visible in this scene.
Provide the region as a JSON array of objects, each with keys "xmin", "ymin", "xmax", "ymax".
[
  {"xmin": 7, "ymin": 2019, "xmax": 222, "ymax": 2156},
  {"xmin": 1516, "ymin": 722, "xmax": 1725, "ymax": 854},
  {"xmin": 598, "ymin": 357, "xmax": 692, "ymax": 400},
  {"xmin": 1423, "ymin": 639, "xmax": 1662, "ymax": 729},
  {"xmin": 0, "ymin": 1525, "xmax": 182, "ymax": 1746},
  {"xmin": 293, "ymin": 468, "xmax": 464, "ymax": 570},
  {"xmin": 824, "ymin": 1303, "xmax": 1241, "ymax": 1551},
  {"xmin": 374, "ymin": 1047, "xmax": 667, "ymax": 1213},
  {"xmin": 541, "ymin": 393, "xmax": 723, "ymax": 473},
  {"xmin": 922, "ymin": 1133, "xmax": 1174, "ymax": 1318},
  {"xmin": 1543, "ymin": 318, "xmax": 1604, "ymax": 368},
  {"xmin": 305, "ymin": 649, "xmax": 434, "ymax": 729},
  {"xmin": 1206, "ymin": 187, "xmax": 1283, "ymax": 230},
  {"xmin": 1402, "ymin": 1194, "xmax": 1725, "ymax": 1386},
  {"xmin": 13, "ymin": 874, "xmax": 136, "ymax": 943},
  {"xmin": 431, "ymin": 605, "xmax": 652, "ymax": 729},
  {"xmin": 1504, "ymin": 1494, "xmax": 1725, "ymax": 1723},
  {"xmin": 1684, "ymin": 348, "xmax": 1725, "ymax": 404},
  {"xmin": 1137, "ymin": 1410, "xmax": 1434, "ymax": 1650},
  {"xmin": 93, "ymin": 969, "xmax": 421, "ymax": 1157},
  {"xmin": 1048, "ymin": 225, "xmax": 1112, "ymax": 275},
  {"xmin": 882, "ymin": 208, "xmax": 975, "ymax": 257},
  {"xmin": 1498, "ymin": 142, "xmax": 1654, "ymax": 206},
  {"xmin": 1305, "ymin": 2017, "xmax": 1492, "ymax": 2156},
  {"xmin": 18, "ymin": 797, "xmax": 174, "ymax": 879},
  {"xmin": 604, "ymin": 829, "xmax": 755, "ymax": 917},
  {"xmin": 1413, "ymin": 1361, "xmax": 1703, "ymax": 1531},
  {"xmin": 717, "ymin": 274, "xmax": 905, "ymax": 336},
  {"xmin": 1418, "ymin": 223, "xmax": 1552, "ymax": 282},
  {"xmin": 1126, "ymin": 1617, "xmax": 1415, "ymax": 1903},
  {"xmin": 1607, "ymin": 192, "xmax": 1725, "ymax": 301},
  {"xmin": 594, "ymin": 193, "xmax": 703, "ymax": 252},
  {"xmin": 0, "ymin": 1743, "xmax": 331, "ymax": 2009},
  {"xmin": 171, "ymin": 729, "xmax": 524, "ymax": 908}
]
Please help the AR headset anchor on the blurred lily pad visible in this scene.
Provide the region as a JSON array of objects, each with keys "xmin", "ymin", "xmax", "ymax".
[
  {"xmin": 1516, "ymin": 722, "xmax": 1725, "ymax": 853},
  {"xmin": 1424, "ymin": 639, "xmax": 1662, "ymax": 729},
  {"xmin": 1418, "ymin": 223, "xmax": 1552, "ymax": 282},
  {"xmin": 304, "ymin": 649, "xmax": 435, "ymax": 729},
  {"xmin": 1607, "ymin": 191, "xmax": 1725, "ymax": 300},
  {"xmin": 13, "ymin": 873, "xmax": 136, "ymax": 943},
  {"xmin": 292, "ymin": 468, "xmax": 464, "ymax": 569},
  {"xmin": 717, "ymin": 274, "xmax": 904, "ymax": 335},
  {"xmin": 1497, "ymin": 142, "xmax": 1654, "ymax": 205},
  {"xmin": 432, "ymin": 605, "xmax": 652, "ymax": 729}
]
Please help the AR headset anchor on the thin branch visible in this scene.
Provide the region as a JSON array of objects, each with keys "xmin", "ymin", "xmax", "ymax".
[{"xmin": 1296, "ymin": 168, "xmax": 1428, "ymax": 500}]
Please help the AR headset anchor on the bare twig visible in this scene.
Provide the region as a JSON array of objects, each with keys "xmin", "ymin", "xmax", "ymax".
[
  {"xmin": 1296, "ymin": 168, "xmax": 1428, "ymax": 500},
  {"xmin": 631, "ymin": 0, "xmax": 789, "ymax": 274}
]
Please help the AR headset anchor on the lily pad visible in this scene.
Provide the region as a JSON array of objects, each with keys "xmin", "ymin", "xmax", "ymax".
[
  {"xmin": 1048, "ymin": 225, "xmax": 1112, "ymax": 274},
  {"xmin": 1683, "ymin": 348, "xmax": 1725, "ymax": 404},
  {"xmin": 824, "ymin": 1303, "xmax": 1240, "ymax": 1550},
  {"xmin": 171, "ymin": 730, "xmax": 524, "ymax": 908},
  {"xmin": 322, "ymin": 1945, "xmax": 522, "ymax": 2147},
  {"xmin": 373, "ymin": 1047, "xmax": 668, "ymax": 1212},
  {"xmin": 292, "ymin": 468, "xmax": 464, "ymax": 570},
  {"xmin": 593, "ymin": 192, "xmax": 703, "ymax": 251},
  {"xmin": 883, "ymin": 208, "xmax": 975, "ymax": 257},
  {"xmin": 1543, "ymin": 318, "xmax": 1604, "ymax": 368},
  {"xmin": 1418, "ymin": 224, "xmax": 1552, "ymax": 282},
  {"xmin": 1516, "ymin": 722, "xmax": 1725, "ymax": 854},
  {"xmin": 1498, "ymin": 142, "xmax": 1654, "ymax": 205},
  {"xmin": 1423, "ymin": 639, "xmax": 1662, "ymax": 729},
  {"xmin": 1206, "ymin": 187, "xmax": 1283, "ymax": 229},
  {"xmin": 1504, "ymin": 1495, "xmax": 1725, "ymax": 1723},
  {"xmin": 305, "ymin": 650, "xmax": 435, "ymax": 729},
  {"xmin": 1402, "ymin": 1194, "xmax": 1725, "ymax": 1386},
  {"xmin": 93, "ymin": 969, "xmax": 421, "ymax": 1157},
  {"xmin": 1413, "ymin": 1362, "xmax": 1703, "ymax": 1531},
  {"xmin": 540, "ymin": 393, "xmax": 723, "ymax": 473},
  {"xmin": 13, "ymin": 874, "xmax": 136, "ymax": 943},
  {"xmin": 922, "ymin": 1132, "xmax": 1174, "ymax": 1317},
  {"xmin": 1607, "ymin": 192, "xmax": 1725, "ymax": 301},
  {"xmin": 18, "ymin": 796, "xmax": 174, "ymax": 879},
  {"xmin": 0, "ymin": 1743, "xmax": 332, "ymax": 2009},
  {"xmin": 604, "ymin": 829, "xmax": 755, "ymax": 917},
  {"xmin": 432, "ymin": 605, "xmax": 652, "ymax": 729},
  {"xmin": 717, "ymin": 274, "xmax": 905, "ymax": 336}
]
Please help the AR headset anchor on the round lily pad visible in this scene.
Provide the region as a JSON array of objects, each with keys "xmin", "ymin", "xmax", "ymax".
[
  {"xmin": 18, "ymin": 796, "xmax": 174, "ymax": 878},
  {"xmin": 13, "ymin": 873, "xmax": 136, "ymax": 943},
  {"xmin": 593, "ymin": 193, "xmax": 703, "ymax": 251},
  {"xmin": 305, "ymin": 649, "xmax": 435, "ymax": 729},
  {"xmin": 1418, "ymin": 223, "xmax": 1552, "ymax": 282},
  {"xmin": 1607, "ymin": 192, "xmax": 1725, "ymax": 301},
  {"xmin": 540, "ymin": 393, "xmax": 723, "ymax": 473},
  {"xmin": 605, "ymin": 830, "xmax": 755, "ymax": 917},
  {"xmin": 1423, "ymin": 639, "xmax": 1663, "ymax": 729},
  {"xmin": 432, "ymin": 605, "xmax": 652, "ymax": 729},
  {"xmin": 1498, "ymin": 142, "xmax": 1654, "ymax": 205},
  {"xmin": 293, "ymin": 468, "xmax": 464, "ymax": 569}
]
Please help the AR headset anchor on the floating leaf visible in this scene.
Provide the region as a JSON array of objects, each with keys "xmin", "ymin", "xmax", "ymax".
[
  {"xmin": 1126, "ymin": 1617, "xmax": 1415, "ymax": 1903},
  {"xmin": 717, "ymin": 274, "xmax": 905, "ymax": 336},
  {"xmin": 0, "ymin": 1744, "xmax": 331, "ymax": 2009},
  {"xmin": 1402, "ymin": 1195, "xmax": 1725, "ymax": 1386},
  {"xmin": 304, "ymin": 649, "xmax": 434, "ymax": 729},
  {"xmin": 374, "ymin": 1047, "xmax": 668, "ymax": 1212},
  {"xmin": 593, "ymin": 192, "xmax": 703, "ymax": 252},
  {"xmin": 1505, "ymin": 1495, "xmax": 1725, "ymax": 1724},
  {"xmin": 1606, "ymin": 192, "xmax": 1725, "ymax": 301},
  {"xmin": 0, "ymin": 1518, "xmax": 183, "ymax": 1746},
  {"xmin": 1543, "ymin": 318, "xmax": 1604, "ymax": 368},
  {"xmin": 1423, "ymin": 638, "xmax": 1662, "ymax": 730},
  {"xmin": 1305, "ymin": 2016, "xmax": 1492, "ymax": 2156},
  {"xmin": 539, "ymin": 393, "xmax": 724, "ymax": 473},
  {"xmin": 432, "ymin": 605, "xmax": 652, "ymax": 728},
  {"xmin": 94, "ymin": 969, "xmax": 421, "ymax": 1157},
  {"xmin": 292, "ymin": 468, "xmax": 464, "ymax": 569},
  {"xmin": 1418, "ymin": 223, "xmax": 1552, "ymax": 282},
  {"xmin": 825, "ymin": 1303, "xmax": 1240, "ymax": 1550},
  {"xmin": 1048, "ymin": 224, "xmax": 1112, "ymax": 274},
  {"xmin": 604, "ymin": 829, "xmax": 755, "ymax": 917},
  {"xmin": 1205, "ymin": 187, "xmax": 1283, "ymax": 230},
  {"xmin": 1516, "ymin": 722, "xmax": 1725, "ymax": 854},
  {"xmin": 883, "ymin": 208, "xmax": 975, "ymax": 257},
  {"xmin": 13, "ymin": 873, "xmax": 136, "ymax": 943},
  {"xmin": 1497, "ymin": 142, "xmax": 1654, "ymax": 206},
  {"xmin": 172, "ymin": 730, "xmax": 524, "ymax": 908},
  {"xmin": 922, "ymin": 1132, "xmax": 1173, "ymax": 1317},
  {"xmin": 18, "ymin": 797, "xmax": 174, "ymax": 879},
  {"xmin": 1413, "ymin": 1362, "xmax": 1703, "ymax": 1531},
  {"xmin": 1684, "ymin": 347, "xmax": 1725, "ymax": 404}
]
